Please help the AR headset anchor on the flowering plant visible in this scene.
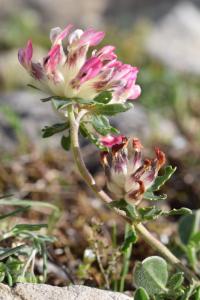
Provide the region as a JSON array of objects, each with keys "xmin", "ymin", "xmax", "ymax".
[{"xmin": 18, "ymin": 25, "xmax": 200, "ymax": 298}]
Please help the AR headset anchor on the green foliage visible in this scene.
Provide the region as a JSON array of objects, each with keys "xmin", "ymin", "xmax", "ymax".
[
  {"xmin": 93, "ymin": 91, "xmax": 112, "ymax": 104},
  {"xmin": 80, "ymin": 123, "xmax": 107, "ymax": 150},
  {"xmin": 42, "ymin": 122, "xmax": 69, "ymax": 138},
  {"xmin": 91, "ymin": 115, "xmax": 119, "ymax": 136},
  {"xmin": 178, "ymin": 211, "xmax": 200, "ymax": 245},
  {"xmin": 167, "ymin": 272, "xmax": 184, "ymax": 291},
  {"xmin": 93, "ymin": 102, "xmax": 134, "ymax": 115},
  {"xmin": 121, "ymin": 227, "xmax": 137, "ymax": 252},
  {"xmin": 135, "ymin": 287, "xmax": 150, "ymax": 300},
  {"xmin": 143, "ymin": 192, "xmax": 167, "ymax": 201},
  {"xmin": 134, "ymin": 256, "xmax": 168, "ymax": 296},
  {"xmin": 51, "ymin": 98, "xmax": 73, "ymax": 110},
  {"xmin": 61, "ymin": 134, "xmax": 71, "ymax": 151},
  {"xmin": 0, "ymin": 196, "xmax": 58, "ymax": 286},
  {"xmin": 109, "ymin": 199, "xmax": 138, "ymax": 221},
  {"xmin": 177, "ymin": 210, "xmax": 200, "ymax": 271},
  {"xmin": 143, "ymin": 165, "xmax": 176, "ymax": 203},
  {"xmin": 151, "ymin": 166, "xmax": 177, "ymax": 192}
]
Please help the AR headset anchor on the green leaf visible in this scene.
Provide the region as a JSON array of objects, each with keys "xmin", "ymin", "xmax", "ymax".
[
  {"xmin": 93, "ymin": 102, "xmax": 133, "ymax": 116},
  {"xmin": 121, "ymin": 228, "xmax": 137, "ymax": 252},
  {"xmin": 91, "ymin": 115, "xmax": 119, "ymax": 136},
  {"xmin": 167, "ymin": 272, "xmax": 184, "ymax": 290},
  {"xmin": 27, "ymin": 84, "xmax": 41, "ymax": 91},
  {"xmin": 51, "ymin": 98, "xmax": 73, "ymax": 110},
  {"xmin": 0, "ymin": 244, "xmax": 26, "ymax": 260},
  {"xmin": 42, "ymin": 122, "xmax": 69, "ymax": 138},
  {"xmin": 162, "ymin": 208, "xmax": 192, "ymax": 217},
  {"xmin": 11, "ymin": 223, "xmax": 47, "ymax": 234},
  {"xmin": 135, "ymin": 287, "xmax": 150, "ymax": 300},
  {"xmin": 178, "ymin": 210, "xmax": 200, "ymax": 245},
  {"xmin": 143, "ymin": 191, "xmax": 167, "ymax": 201},
  {"xmin": 190, "ymin": 232, "xmax": 200, "ymax": 246},
  {"xmin": 93, "ymin": 91, "xmax": 112, "ymax": 104},
  {"xmin": 80, "ymin": 123, "xmax": 107, "ymax": 150},
  {"xmin": 61, "ymin": 135, "xmax": 71, "ymax": 151},
  {"xmin": 150, "ymin": 166, "xmax": 176, "ymax": 192},
  {"xmin": 138, "ymin": 207, "xmax": 162, "ymax": 221},
  {"xmin": 109, "ymin": 199, "xmax": 138, "ymax": 221},
  {"xmin": 134, "ymin": 256, "xmax": 168, "ymax": 296},
  {"xmin": 0, "ymin": 206, "xmax": 30, "ymax": 221}
]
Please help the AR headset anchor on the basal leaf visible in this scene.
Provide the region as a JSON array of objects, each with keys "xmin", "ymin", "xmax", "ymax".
[
  {"xmin": 121, "ymin": 227, "xmax": 137, "ymax": 252},
  {"xmin": 178, "ymin": 210, "xmax": 200, "ymax": 245},
  {"xmin": 0, "ymin": 244, "xmax": 26, "ymax": 260},
  {"xmin": 167, "ymin": 272, "xmax": 184, "ymax": 290},
  {"xmin": 135, "ymin": 287, "xmax": 150, "ymax": 300},
  {"xmin": 134, "ymin": 256, "xmax": 168, "ymax": 296}
]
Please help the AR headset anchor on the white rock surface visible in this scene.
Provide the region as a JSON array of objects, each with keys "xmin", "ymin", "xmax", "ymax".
[
  {"xmin": 0, "ymin": 283, "xmax": 132, "ymax": 300},
  {"xmin": 146, "ymin": 2, "xmax": 200, "ymax": 74}
]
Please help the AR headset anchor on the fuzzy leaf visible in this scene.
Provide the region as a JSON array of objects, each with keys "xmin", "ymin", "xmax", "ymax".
[
  {"xmin": 167, "ymin": 272, "xmax": 184, "ymax": 290},
  {"xmin": 93, "ymin": 102, "xmax": 133, "ymax": 115},
  {"xmin": 143, "ymin": 191, "xmax": 167, "ymax": 201},
  {"xmin": 109, "ymin": 199, "xmax": 138, "ymax": 221},
  {"xmin": 138, "ymin": 206, "xmax": 162, "ymax": 221},
  {"xmin": 134, "ymin": 256, "xmax": 168, "ymax": 296},
  {"xmin": 150, "ymin": 166, "xmax": 176, "ymax": 192},
  {"xmin": 91, "ymin": 115, "xmax": 119, "ymax": 136},
  {"xmin": 42, "ymin": 122, "xmax": 69, "ymax": 138},
  {"xmin": 135, "ymin": 287, "xmax": 150, "ymax": 300},
  {"xmin": 61, "ymin": 135, "xmax": 71, "ymax": 151},
  {"xmin": 80, "ymin": 124, "xmax": 107, "ymax": 150},
  {"xmin": 51, "ymin": 98, "xmax": 73, "ymax": 110},
  {"xmin": 178, "ymin": 210, "xmax": 200, "ymax": 245},
  {"xmin": 121, "ymin": 228, "xmax": 137, "ymax": 252},
  {"xmin": 93, "ymin": 91, "xmax": 112, "ymax": 104},
  {"xmin": 162, "ymin": 208, "xmax": 192, "ymax": 217}
]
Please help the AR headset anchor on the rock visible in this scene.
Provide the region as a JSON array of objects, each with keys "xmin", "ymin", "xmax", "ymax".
[
  {"xmin": 111, "ymin": 105, "xmax": 150, "ymax": 139},
  {"xmin": 146, "ymin": 2, "xmax": 200, "ymax": 74},
  {"xmin": 0, "ymin": 283, "xmax": 132, "ymax": 300},
  {"xmin": 0, "ymin": 0, "xmax": 107, "ymax": 29},
  {"xmin": 0, "ymin": 91, "xmax": 60, "ymax": 151}
]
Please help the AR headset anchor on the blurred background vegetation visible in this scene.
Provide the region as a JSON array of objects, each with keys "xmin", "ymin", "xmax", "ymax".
[{"xmin": 0, "ymin": 0, "xmax": 200, "ymax": 288}]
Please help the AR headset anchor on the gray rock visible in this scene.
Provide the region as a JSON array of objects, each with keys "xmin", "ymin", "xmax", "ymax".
[
  {"xmin": 0, "ymin": 91, "xmax": 60, "ymax": 151},
  {"xmin": 146, "ymin": 2, "xmax": 200, "ymax": 74},
  {"xmin": 0, "ymin": 283, "xmax": 132, "ymax": 300}
]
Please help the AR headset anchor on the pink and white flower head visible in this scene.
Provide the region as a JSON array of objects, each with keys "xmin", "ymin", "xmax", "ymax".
[
  {"xmin": 100, "ymin": 137, "xmax": 166, "ymax": 204},
  {"xmin": 18, "ymin": 24, "xmax": 141, "ymax": 103}
]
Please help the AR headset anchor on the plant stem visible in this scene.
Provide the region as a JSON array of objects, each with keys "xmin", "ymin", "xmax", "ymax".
[
  {"xmin": 135, "ymin": 223, "xmax": 199, "ymax": 281},
  {"xmin": 67, "ymin": 104, "xmax": 198, "ymax": 284},
  {"xmin": 119, "ymin": 224, "xmax": 132, "ymax": 292}
]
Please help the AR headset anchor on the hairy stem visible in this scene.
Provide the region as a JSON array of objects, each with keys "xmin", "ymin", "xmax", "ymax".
[{"xmin": 68, "ymin": 104, "xmax": 198, "ymax": 283}]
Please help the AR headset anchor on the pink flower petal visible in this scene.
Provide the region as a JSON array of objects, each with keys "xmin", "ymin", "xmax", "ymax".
[
  {"xmin": 100, "ymin": 135, "xmax": 124, "ymax": 148},
  {"xmin": 80, "ymin": 29, "xmax": 105, "ymax": 46},
  {"xmin": 128, "ymin": 85, "xmax": 141, "ymax": 100}
]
